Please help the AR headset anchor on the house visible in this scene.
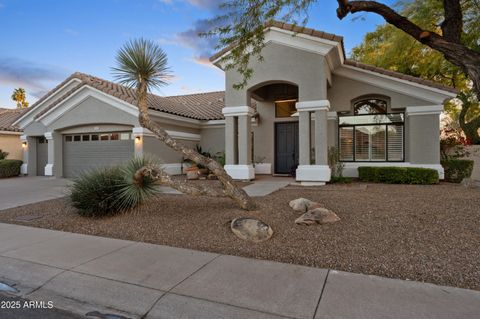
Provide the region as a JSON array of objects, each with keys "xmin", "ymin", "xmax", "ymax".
[
  {"xmin": 0, "ymin": 108, "xmax": 26, "ymax": 160},
  {"xmin": 13, "ymin": 22, "xmax": 456, "ymax": 183}
]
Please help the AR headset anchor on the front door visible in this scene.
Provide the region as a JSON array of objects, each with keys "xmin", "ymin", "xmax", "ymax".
[{"xmin": 275, "ymin": 122, "xmax": 299, "ymax": 175}]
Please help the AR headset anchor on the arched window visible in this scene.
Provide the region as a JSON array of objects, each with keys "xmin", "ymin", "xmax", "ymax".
[
  {"xmin": 353, "ymin": 98, "xmax": 387, "ymax": 115},
  {"xmin": 338, "ymin": 96, "xmax": 404, "ymax": 162}
]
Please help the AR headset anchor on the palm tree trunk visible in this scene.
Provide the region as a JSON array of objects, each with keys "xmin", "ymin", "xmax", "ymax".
[{"xmin": 136, "ymin": 81, "xmax": 255, "ymax": 210}]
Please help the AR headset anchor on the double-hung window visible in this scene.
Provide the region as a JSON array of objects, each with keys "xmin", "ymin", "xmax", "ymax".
[{"xmin": 339, "ymin": 98, "xmax": 404, "ymax": 162}]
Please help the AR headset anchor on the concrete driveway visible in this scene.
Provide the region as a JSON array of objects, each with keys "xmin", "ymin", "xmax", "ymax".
[{"xmin": 0, "ymin": 177, "xmax": 72, "ymax": 210}]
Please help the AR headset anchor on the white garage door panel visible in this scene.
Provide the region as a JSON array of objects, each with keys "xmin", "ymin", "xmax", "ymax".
[{"xmin": 63, "ymin": 134, "xmax": 134, "ymax": 178}]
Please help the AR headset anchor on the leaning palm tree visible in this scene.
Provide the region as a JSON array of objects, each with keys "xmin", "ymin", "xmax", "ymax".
[{"xmin": 112, "ymin": 38, "xmax": 254, "ymax": 210}]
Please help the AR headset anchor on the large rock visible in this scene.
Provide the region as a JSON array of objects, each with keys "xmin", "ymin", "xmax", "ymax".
[
  {"xmin": 289, "ymin": 198, "xmax": 323, "ymax": 212},
  {"xmin": 231, "ymin": 217, "xmax": 273, "ymax": 242},
  {"xmin": 295, "ymin": 208, "xmax": 340, "ymax": 226}
]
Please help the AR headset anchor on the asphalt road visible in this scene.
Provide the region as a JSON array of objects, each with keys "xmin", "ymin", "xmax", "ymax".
[{"xmin": 0, "ymin": 294, "xmax": 84, "ymax": 319}]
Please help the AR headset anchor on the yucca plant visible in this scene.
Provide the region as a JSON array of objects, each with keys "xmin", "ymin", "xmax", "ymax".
[
  {"xmin": 70, "ymin": 156, "xmax": 161, "ymax": 217},
  {"xmin": 115, "ymin": 156, "xmax": 160, "ymax": 211}
]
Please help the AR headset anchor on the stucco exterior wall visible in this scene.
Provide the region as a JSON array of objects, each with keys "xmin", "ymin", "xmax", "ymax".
[
  {"xmin": 408, "ymin": 114, "xmax": 440, "ymax": 164},
  {"xmin": 225, "ymin": 42, "xmax": 327, "ymax": 106},
  {"xmin": 464, "ymin": 145, "xmax": 480, "ymax": 181},
  {"xmin": 143, "ymin": 136, "xmax": 197, "ymax": 164},
  {"xmin": 200, "ymin": 126, "xmax": 225, "ymax": 155},
  {"xmin": 48, "ymin": 96, "xmax": 139, "ymax": 131},
  {"xmin": 0, "ymin": 134, "xmax": 22, "ymax": 160},
  {"xmin": 328, "ymin": 75, "xmax": 433, "ymax": 112}
]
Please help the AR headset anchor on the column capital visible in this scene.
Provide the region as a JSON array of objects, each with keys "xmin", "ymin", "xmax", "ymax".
[
  {"xmin": 327, "ymin": 112, "xmax": 338, "ymax": 120},
  {"xmin": 132, "ymin": 127, "xmax": 155, "ymax": 137},
  {"xmin": 296, "ymin": 100, "xmax": 330, "ymax": 112},
  {"xmin": 222, "ymin": 106, "xmax": 255, "ymax": 117},
  {"xmin": 405, "ymin": 105, "xmax": 443, "ymax": 116},
  {"xmin": 44, "ymin": 132, "xmax": 53, "ymax": 140}
]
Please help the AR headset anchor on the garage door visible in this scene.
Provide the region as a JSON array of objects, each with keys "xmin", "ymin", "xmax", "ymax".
[{"xmin": 63, "ymin": 132, "xmax": 134, "ymax": 178}]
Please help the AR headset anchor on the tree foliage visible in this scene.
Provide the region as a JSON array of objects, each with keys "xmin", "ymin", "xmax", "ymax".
[{"xmin": 351, "ymin": 0, "xmax": 480, "ymax": 143}]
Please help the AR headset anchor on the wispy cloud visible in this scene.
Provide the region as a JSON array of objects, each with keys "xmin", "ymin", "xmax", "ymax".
[
  {"xmin": 64, "ymin": 28, "xmax": 79, "ymax": 36},
  {"xmin": 0, "ymin": 57, "xmax": 68, "ymax": 98},
  {"xmin": 176, "ymin": 18, "xmax": 220, "ymax": 68},
  {"xmin": 186, "ymin": 0, "xmax": 221, "ymax": 10}
]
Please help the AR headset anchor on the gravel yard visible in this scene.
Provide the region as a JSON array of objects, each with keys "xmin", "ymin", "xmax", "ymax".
[{"xmin": 0, "ymin": 181, "xmax": 479, "ymax": 290}]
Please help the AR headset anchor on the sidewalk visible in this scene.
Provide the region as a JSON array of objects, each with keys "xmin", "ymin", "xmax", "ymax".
[{"xmin": 0, "ymin": 223, "xmax": 478, "ymax": 319}]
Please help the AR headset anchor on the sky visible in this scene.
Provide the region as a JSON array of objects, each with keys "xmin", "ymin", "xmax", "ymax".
[{"xmin": 0, "ymin": 0, "xmax": 394, "ymax": 109}]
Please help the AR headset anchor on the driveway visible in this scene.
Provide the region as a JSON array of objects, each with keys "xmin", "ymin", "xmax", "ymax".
[{"xmin": 0, "ymin": 177, "xmax": 72, "ymax": 210}]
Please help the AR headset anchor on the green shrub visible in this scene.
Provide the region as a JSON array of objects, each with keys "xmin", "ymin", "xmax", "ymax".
[
  {"xmin": 441, "ymin": 159, "xmax": 474, "ymax": 183},
  {"xmin": 330, "ymin": 176, "xmax": 352, "ymax": 184},
  {"xmin": 358, "ymin": 166, "xmax": 439, "ymax": 184},
  {"xmin": 70, "ymin": 157, "xmax": 160, "ymax": 217},
  {"xmin": 70, "ymin": 166, "xmax": 126, "ymax": 217},
  {"xmin": 0, "ymin": 160, "xmax": 23, "ymax": 178}
]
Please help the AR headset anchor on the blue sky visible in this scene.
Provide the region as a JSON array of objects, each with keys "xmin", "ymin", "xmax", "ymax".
[{"xmin": 0, "ymin": 0, "xmax": 394, "ymax": 109}]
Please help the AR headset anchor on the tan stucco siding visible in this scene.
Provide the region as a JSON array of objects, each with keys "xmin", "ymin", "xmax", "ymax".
[
  {"xmin": 48, "ymin": 96, "xmax": 139, "ymax": 131},
  {"xmin": 328, "ymin": 75, "xmax": 434, "ymax": 112},
  {"xmin": 0, "ymin": 134, "xmax": 22, "ymax": 160},
  {"xmin": 225, "ymin": 42, "xmax": 327, "ymax": 106},
  {"xmin": 143, "ymin": 136, "xmax": 197, "ymax": 163},
  {"xmin": 200, "ymin": 127, "xmax": 225, "ymax": 155}
]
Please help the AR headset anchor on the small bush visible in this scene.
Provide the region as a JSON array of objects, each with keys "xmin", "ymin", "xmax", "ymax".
[
  {"xmin": 330, "ymin": 176, "xmax": 352, "ymax": 184},
  {"xmin": 0, "ymin": 160, "xmax": 23, "ymax": 178},
  {"xmin": 70, "ymin": 166, "xmax": 126, "ymax": 217},
  {"xmin": 70, "ymin": 157, "xmax": 160, "ymax": 217},
  {"xmin": 0, "ymin": 149, "xmax": 9, "ymax": 160},
  {"xmin": 441, "ymin": 159, "xmax": 474, "ymax": 183},
  {"xmin": 358, "ymin": 166, "xmax": 439, "ymax": 185}
]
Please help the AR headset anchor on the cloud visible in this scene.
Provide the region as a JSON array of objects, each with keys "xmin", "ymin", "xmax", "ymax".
[
  {"xmin": 0, "ymin": 57, "xmax": 68, "ymax": 98},
  {"xmin": 176, "ymin": 18, "xmax": 219, "ymax": 68},
  {"xmin": 186, "ymin": 0, "xmax": 221, "ymax": 10},
  {"xmin": 64, "ymin": 28, "xmax": 79, "ymax": 36}
]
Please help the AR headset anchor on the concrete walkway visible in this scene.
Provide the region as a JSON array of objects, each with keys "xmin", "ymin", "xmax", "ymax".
[
  {"xmin": 0, "ymin": 223, "xmax": 478, "ymax": 319},
  {"xmin": 0, "ymin": 177, "xmax": 72, "ymax": 210},
  {"xmin": 243, "ymin": 176, "xmax": 294, "ymax": 196}
]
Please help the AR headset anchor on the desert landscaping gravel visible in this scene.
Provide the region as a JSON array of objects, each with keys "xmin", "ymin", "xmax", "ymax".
[{"xmin": 0, "ymin": 181, "xmax": 479, "ymax": 291}]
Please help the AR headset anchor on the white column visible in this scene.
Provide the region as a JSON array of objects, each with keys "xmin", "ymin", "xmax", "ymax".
[
  {"xmin": 20, "ymin": 135, "xmax": 28, "ymax": 175},
  {"xmin": 295, "ymin": 100, "xmax": 331, "ymax": 185},
  {"xmin": 44, "ymin": 132, "xmax": 54, "ymax": 176},
  {"xmin": 222, "ymin": 106, "xmax": 255, "ymax": 180},
  {"xmin": 132, "ymin": 127, "xmax": 146, "ymax": 157}
]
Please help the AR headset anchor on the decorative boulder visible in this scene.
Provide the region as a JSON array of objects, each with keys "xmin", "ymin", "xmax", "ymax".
[
  {"xmin": 289, "ymin": 198, "xmax": 323, "ymax": 212},
  {"xmin": 231, "ymin": 217, "xmax": 273, "ymax": 242},
  {"xmin": 295, "ymin": 208, "xmax": 340, "ymax": 226}
]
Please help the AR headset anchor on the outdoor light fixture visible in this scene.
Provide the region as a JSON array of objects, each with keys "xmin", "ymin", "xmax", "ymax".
[
  {"xmin": 22, "ymin": 141, "xmax": 27, "ymax": 148},
  {"xmin": 135, "ymin": 136, "xmax": 141, "ymax": 143}
]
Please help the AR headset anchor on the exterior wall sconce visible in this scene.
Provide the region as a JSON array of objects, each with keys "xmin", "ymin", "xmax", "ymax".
[
  {"xmin": 22, "ymin": 141, "xmax": 28, "ymax": 148},
  {"xmin": 135, "ymin": 136, "xmax": 141, "ymax": 143}
]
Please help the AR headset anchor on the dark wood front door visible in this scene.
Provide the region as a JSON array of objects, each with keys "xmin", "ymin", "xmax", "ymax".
[{"xmin": 275, "ymin": 122, "xmax": 299, "ymax": 175}]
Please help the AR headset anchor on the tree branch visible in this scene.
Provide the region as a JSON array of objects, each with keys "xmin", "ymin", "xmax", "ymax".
[
  {"xmin": 134, "ymin": 165, "xmax": 228, "ymax": 198},
  {"xmin": 441, "ymin": 0, "xmax": 463, "ymax": 44}
]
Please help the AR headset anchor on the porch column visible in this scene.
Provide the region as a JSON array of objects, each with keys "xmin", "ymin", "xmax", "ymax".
[
  {"xmin": 20, "ymin": 135, "xmax": 29, "ymax": 175},
  {"xmin": 44, "ymin": 132, "xmax": 62, "ymax": 176},
  {"xmin": 222, "ymin": 106, "xmax": 255, "ymax": 180},
  {"xmin": 295, "ymin": 100, "xmax": 331, "ymax": 185},
  {"xmin": 44, "ymin": 132, "xmax": 54, "ymax": 176},
  {"xmin": 132, "ymin": 127, "xmax": 145, "ymax": 157}
]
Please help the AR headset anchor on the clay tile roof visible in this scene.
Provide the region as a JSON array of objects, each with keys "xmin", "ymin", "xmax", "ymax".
[
  {"xmin": 30, "ymin": 72, "xmax": 226, "ymax": 121},
  {"xmin": 0, "ymin": 108, "xmax": 28, "ymax": 132},
  {"xmin": 209, "ymin": 20, "xmax": 344, "ymax": 62},
  {"xmin": 344, "ymin": 60, "xmax": 458, "ymax": 94}
]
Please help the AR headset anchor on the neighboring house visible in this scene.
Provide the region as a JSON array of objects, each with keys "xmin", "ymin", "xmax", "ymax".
[
  {"xmin": 0, "ymin": 108, "xmax": 26, "ymax": 160},
  {"xmin": 14, "ymin": 22, "xmax": 456, "ymax": 183}
]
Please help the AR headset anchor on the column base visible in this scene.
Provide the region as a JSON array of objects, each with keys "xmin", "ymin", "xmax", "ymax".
[
  {"xmin": 44, "ymin": 164, "xmax": 54, "ymax": 176},
  {"xmin": 296, "ymin": 165, "xmax": 331, "ymax": 183},
  {"xmin": 225, "ymin": 164, "xmax": 255, "ymax": 180},
  {"xmin": 21, "ymin": 164, "xmax": 28, "ymax": 175}
]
